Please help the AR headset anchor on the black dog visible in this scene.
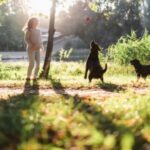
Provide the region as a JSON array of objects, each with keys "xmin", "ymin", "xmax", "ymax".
[
  {"xmin": 130, "ymin": 59, "xmax": 150, "ymax": 81},
  {"xmin": 84, "ymin": 40, "xmax": 107, "ymax": 83}
]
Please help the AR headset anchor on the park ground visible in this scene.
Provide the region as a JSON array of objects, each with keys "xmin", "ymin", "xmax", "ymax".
[{"xmin": 0, "ymin": 61, "xmax": 150, "ymax": 150}]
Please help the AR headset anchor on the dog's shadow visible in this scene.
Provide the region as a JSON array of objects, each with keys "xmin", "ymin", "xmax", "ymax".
[{"xmin": 97, "ymin": 82, "xmax": 125, "ymax": 92}]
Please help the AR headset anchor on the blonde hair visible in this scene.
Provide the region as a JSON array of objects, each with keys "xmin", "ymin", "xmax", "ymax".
[{"xmin": 23, "ymin": 17, "xmax": 39, "ymax": 32}]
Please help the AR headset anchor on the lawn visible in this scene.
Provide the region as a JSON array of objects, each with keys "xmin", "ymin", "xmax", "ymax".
[
  {"xmin": 0, "ymin": 61, "xmax": 150, "ymax": 88},
  {"xmin": 0, "ymin": 61, "xmax": 150, "ymax": 150}
]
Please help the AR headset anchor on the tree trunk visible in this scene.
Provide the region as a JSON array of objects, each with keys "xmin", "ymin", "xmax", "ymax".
[{"xmin": 40, "ymin": 0, "xmax": 56, "ymax": 79}]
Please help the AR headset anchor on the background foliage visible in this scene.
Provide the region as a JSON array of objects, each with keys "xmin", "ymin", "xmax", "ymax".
[
  {"xmin": 56, "ymin": 0, "xmax": 147, "ymax": 49},
  {"xmin": 0, "ymin": 0, "xmax": 150, "ymax": 51},
  {"xmin": 0, "ymin": 0, "xmax": 28, "ymax": 51},
  {"xmin": 108, "ymin": 31, "xmax": 150, "ymax": 65}
]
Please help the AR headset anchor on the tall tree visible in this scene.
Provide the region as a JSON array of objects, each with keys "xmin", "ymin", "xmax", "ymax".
[
  {"xmin": 40, "ymin": 0, "xmax": 76, "ymax": 79},
  {"xmin": 40, "ymin": 0, "xmax": 56, "ymax": 79}
]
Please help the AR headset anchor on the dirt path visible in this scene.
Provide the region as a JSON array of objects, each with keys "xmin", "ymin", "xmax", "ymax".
[
  {"xmin": 0, "ymin": 88, "xmax": 117, "ymax": 98},
  {"xmin": 0, "ymin": 86, "xmax": 149, "ymax": 99}
]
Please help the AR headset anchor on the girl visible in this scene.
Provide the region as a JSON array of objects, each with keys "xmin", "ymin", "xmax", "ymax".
[{"xmin": 23, "ymin": 17, "xmax": 44, "ymax": 80}]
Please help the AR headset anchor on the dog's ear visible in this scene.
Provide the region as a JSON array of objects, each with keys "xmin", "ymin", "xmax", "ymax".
[
  {"xmin": 93, "ymin": 40, "xmax": 97, "ymax": 45},
  {"xmin": 90, "ymin": 40, "xmax": 95, "ymax": 45},
  {"xmin": 90, "ymin": 40, "xmax": 95, "ymax": 48}
]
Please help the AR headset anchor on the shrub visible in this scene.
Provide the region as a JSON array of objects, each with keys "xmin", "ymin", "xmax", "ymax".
[
  {"xmin": 108, "ymin": 31, "xmax": 150, "ymax": 65},
  {"xmin": 59, "ymin": 48, "xmax": 73, "ymax": 61}
]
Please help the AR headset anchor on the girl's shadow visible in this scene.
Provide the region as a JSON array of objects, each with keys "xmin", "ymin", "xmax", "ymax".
[{"xmin": 23, "ymin": 79, "xmax": 39, "ymax": 95}]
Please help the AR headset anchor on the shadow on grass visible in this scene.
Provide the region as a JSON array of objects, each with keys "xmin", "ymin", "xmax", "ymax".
[
  {"xmin": 49, "ymin": 76, "xmax": 70, "ymax": 98},
  {"xmin": 97, "ymin": 82, "xmax": 125, "ymax": 92},
  {"xmin": 0, "ymin": 80, "xmax": 40, "ymax": 149},
  {"xmin": 49, "ymin": 78, "xmax": 149, "ymax": 150},
  {"xmin": 23, "ymin": 79, "xmax": 39, "ymax": 95},
  {"xmin": 0, "ymin": 78, "xmax": 149, "ymax": 149},
  {"xmin": 71, "ymin": 95, "xmax": 149, "ymax": 150}
]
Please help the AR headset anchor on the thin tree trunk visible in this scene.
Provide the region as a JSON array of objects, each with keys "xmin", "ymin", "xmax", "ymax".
[{"xmin": 40, "ymin": 0, "xmax": 56, "ymax": 79}]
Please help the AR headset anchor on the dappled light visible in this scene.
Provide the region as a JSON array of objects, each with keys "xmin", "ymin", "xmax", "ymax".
[{"xmin": 0, "ymin": 85, "xmax": 149, "ymax": 149}]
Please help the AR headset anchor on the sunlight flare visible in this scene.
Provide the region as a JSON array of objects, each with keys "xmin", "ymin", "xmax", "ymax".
[
  {"xmin": 27, "ymin": 0, "xmax": 51, "ymax": 15},
  {"xmin": 27, "ymin": 0, "xmax": 76, "ymax": 16}
]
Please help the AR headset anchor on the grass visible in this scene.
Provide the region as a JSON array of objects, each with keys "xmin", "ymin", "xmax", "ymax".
[
  {"xmin": 0, "ymin": 61, "xmax": 150, "ymax": 149},
  {"xmin": 0, "ymin": 92, "xmax": 149, "ymax": 149},
  {"xmin": 0, "ymin": 61, "xmax": 150, "ymax": 89}
]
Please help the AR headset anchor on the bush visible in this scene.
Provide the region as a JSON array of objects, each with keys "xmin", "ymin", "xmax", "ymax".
[{"xmin": 108, "ymin": 31, "xmax": 150, "ymax": 65}]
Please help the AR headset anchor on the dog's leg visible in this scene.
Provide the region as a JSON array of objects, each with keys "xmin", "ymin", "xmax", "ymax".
[
  {"xmin": 100, "ymin": 76, "xmax": 104, "ymax": 83},
  {"xmin": 84, "ymin": 64, "xmax": 88, "ymax": 79},
  {"xmin": 88, "ymin": 73, "xmax": 92, "ymax": 83},
  {"xmin": 84, "ymin": 69, "xmax": 88, "ymax": 79},
  {"xmin": 89, "ymin": 77, "xmax": 92, "ymax": 83}
]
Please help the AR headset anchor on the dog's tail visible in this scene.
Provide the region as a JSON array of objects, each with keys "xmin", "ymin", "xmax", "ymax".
[{"xmin": 103, "ymin": 64, "xmax": 107, "ymax": 73}]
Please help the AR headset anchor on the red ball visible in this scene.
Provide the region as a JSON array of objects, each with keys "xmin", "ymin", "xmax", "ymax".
[{"xmin": 85, "ymin": 16, "xmax": 92, "ymax": 24}]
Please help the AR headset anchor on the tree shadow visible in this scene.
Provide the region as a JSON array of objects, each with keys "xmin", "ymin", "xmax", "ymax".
[
  {"xmin": 71, "ymin": 95, "xmax": 149, "ymax": 150},
  {"xmin": 49, "ymin": 77, "xmax": 149, "ymax": 150},
  {"xmin": 0, "ymin": 79, "xmax": 40, "ymax": 149},
  {"xmin": 0, "ymin": 78, "xmax": 149, "ymax": 149},
  {"xmin": 49, "ymin": 76, "xmax": 70, "ymax": 99}
]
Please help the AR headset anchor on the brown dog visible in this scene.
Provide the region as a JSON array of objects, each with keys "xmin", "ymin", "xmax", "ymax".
[{"xmin": 84, "ymin": 41, "xmax": 107, "ymax": 83}]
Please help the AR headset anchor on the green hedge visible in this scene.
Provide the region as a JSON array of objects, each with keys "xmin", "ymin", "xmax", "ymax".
[{"xmin": 108, "ymin": 31, "xmax": 150, "ymax": 65}]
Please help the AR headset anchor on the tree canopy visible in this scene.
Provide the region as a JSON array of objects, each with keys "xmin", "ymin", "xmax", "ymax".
[
  {"xmin": 56, "ymin": 0, "xmax": 146, "ymax": 48},
  {"xmin": 0, "ymin": 0, "xmax": 150, "ymax": 50}
]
